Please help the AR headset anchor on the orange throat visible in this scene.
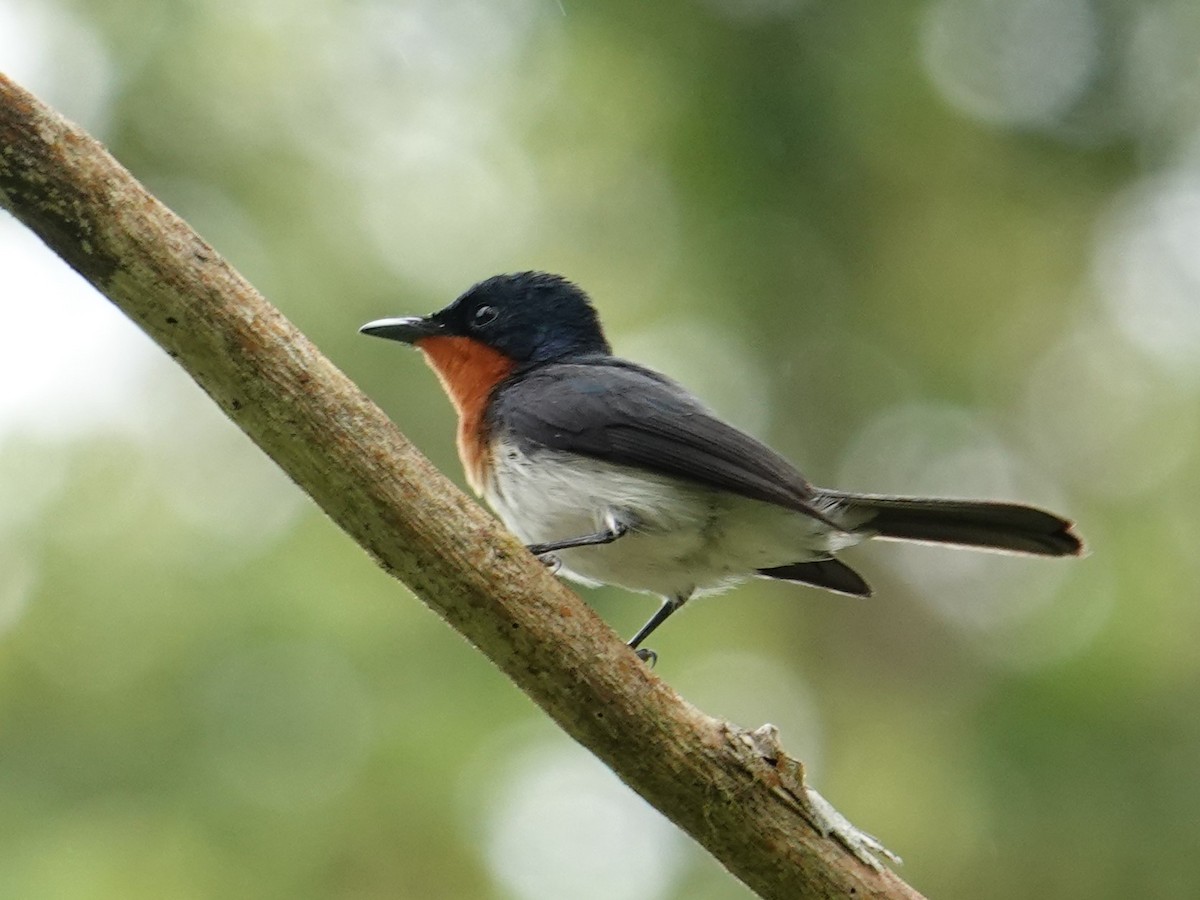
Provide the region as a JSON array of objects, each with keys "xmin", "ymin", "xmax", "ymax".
[{"xmin": 415, "ymin": 336, "xmax": 516, "ymax": 493}]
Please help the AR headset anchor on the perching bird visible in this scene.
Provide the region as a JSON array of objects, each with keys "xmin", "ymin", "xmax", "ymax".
[{"xmin": 361, "ymin": 272, "xmax": 1082, "ymax": 661}]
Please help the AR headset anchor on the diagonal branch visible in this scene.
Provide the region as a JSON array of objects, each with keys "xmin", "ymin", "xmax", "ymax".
[{"xmin": 0, "ymin": 72, "xmax": 924, "ymax": 900}]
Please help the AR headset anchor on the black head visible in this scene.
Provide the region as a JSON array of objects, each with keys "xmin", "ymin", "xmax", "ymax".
[{"xmin": 360, "ymin": 272, "xmax": 611, "ymax": 365}]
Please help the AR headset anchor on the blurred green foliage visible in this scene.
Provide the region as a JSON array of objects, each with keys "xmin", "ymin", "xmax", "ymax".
[{"xmin": 2, "ymin": 0, "xmax": 1200, "ymax": 897}]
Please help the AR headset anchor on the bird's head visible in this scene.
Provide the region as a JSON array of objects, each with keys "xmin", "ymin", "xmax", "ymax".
[{"xmin": 360, "ymin": 271, "xmax": 610, "ymax": 366}]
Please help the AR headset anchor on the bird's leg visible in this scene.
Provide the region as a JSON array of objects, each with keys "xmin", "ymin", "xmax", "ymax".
[
  {"xmin": 525, "ymin": 517, "xmax": 628, "ymax": 556},
  {"xmin": 626, "ymin": 594, "xmax": 688, "ymax": 666}
]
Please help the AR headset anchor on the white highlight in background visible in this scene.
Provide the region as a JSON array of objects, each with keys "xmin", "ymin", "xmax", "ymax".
[
  {"xmin": 480, "ymin": 742, "xmax": 686, "ymax": 900},
  {"xmin": 920, "ymin": 0, "xmax": 1099, "ymax": 129},
  {"xmin": 0, "ymin": 217, "xmax": 157, "ymax": 439}
]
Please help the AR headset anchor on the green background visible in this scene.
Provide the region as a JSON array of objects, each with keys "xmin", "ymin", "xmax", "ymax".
[{"xmin": 2, "ymin": 0, "xmax": 1198, "ymax": 897}]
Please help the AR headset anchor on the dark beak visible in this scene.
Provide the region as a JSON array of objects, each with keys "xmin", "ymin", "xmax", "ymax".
[{"xmin": 359, "ymin": 315, "xmax": 444, "ymax": 344}]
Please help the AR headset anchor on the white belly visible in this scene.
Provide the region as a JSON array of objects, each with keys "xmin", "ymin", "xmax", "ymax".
[{"xmin": 483, "ymin": 442, "xmax": 858, "ymax": 600}]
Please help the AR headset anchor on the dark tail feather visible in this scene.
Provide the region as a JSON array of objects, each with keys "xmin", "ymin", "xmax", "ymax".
[
  {"xmin": 758, "ymin": 559, "xmax": 873, "ymax": 597},
  {"xmin": 817, "ymin": 491, "xmax": 1084, "ymax": 557}
]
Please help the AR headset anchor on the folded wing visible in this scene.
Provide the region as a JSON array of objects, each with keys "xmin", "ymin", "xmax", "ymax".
[{"xmin": 488, "ymin": 358, "xmax": 841, "ymax": 527}]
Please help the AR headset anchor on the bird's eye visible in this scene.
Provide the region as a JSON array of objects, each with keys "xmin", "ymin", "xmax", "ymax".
[{"xmin": 472, "ymin": 305, "xmax": 498, "ymax": 328}]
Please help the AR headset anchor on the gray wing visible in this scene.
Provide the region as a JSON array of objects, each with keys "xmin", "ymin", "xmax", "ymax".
[{"xmin": 488, "ymin": 359, "xmax": 839, "ymax": 524}]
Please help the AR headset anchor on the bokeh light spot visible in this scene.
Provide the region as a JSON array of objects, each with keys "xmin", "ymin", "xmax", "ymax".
[
  {"xmin": 974, "ymin": 548, "xmax": 1115, "ymax": 672},
  {"xmin": 1023, "ymin": 319, "xmax": 1197, "ymax": 500},
  {"xmin": 479, "ymin": 741, "xmax": 686, "ymax": 900},
  {"xmin": 359, "ymin": 134, "xmax": 540, "ymax": 291},
  {"xmin": 838, "ymin": 402, "xmax": 1073, "ymax": 633},
  {"xmin": 144, "ymin": 396, "xmax": 308, "ymax": 566},
  {"xmin": 0, "ymin": 219, "xmax": 157, "ymax": 441},
  {"xmin": 0, "ymin": 544, "xmax": 36, "ymax": 638},
  {"xmin": 921, "ymin": 0, "xmax": 1100, "ymax": 129},
  {"xmin": 620, "ymin": 318, "xmax": 774, "ymax": 438},
  {"xmin": 1095, "ymin": 172, "xmax": 1200, "ymax": 377},
  {"xmin": 0, "ymin": 0, "xmax": 114, "ymax": 130}
]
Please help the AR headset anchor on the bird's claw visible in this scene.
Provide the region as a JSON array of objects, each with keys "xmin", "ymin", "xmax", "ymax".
[
  {"xmin": 633, "ymin": 647, "xmax": 658, "ymax": 667},
  {"xmin": 537, "ymin": 553, "xmax": 562, "ymax": 574}
]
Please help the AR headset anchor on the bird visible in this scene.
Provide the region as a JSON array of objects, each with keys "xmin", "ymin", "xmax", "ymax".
[{"xmin": 361, "ymin": 271, "xmax": 1083, "ymax": 662}]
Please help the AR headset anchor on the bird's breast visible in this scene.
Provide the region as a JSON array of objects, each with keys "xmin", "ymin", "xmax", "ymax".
[{"xmin": 415, "ymin": 336, "xmax": 516, "ymax": 492}]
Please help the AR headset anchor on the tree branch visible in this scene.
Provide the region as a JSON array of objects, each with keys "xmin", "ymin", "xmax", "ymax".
[{"xmin": 0, "ymin": 72, "xmax": 924, "ymax": 900}]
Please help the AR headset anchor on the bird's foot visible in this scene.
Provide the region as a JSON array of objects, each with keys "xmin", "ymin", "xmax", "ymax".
[
  {"xmin": 633, "ymin": 647, "xmax": 657, "ymax": 667},
  {"xmin": 536, "ymin": 553, "xmax": 562, "ymax": 574}
]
